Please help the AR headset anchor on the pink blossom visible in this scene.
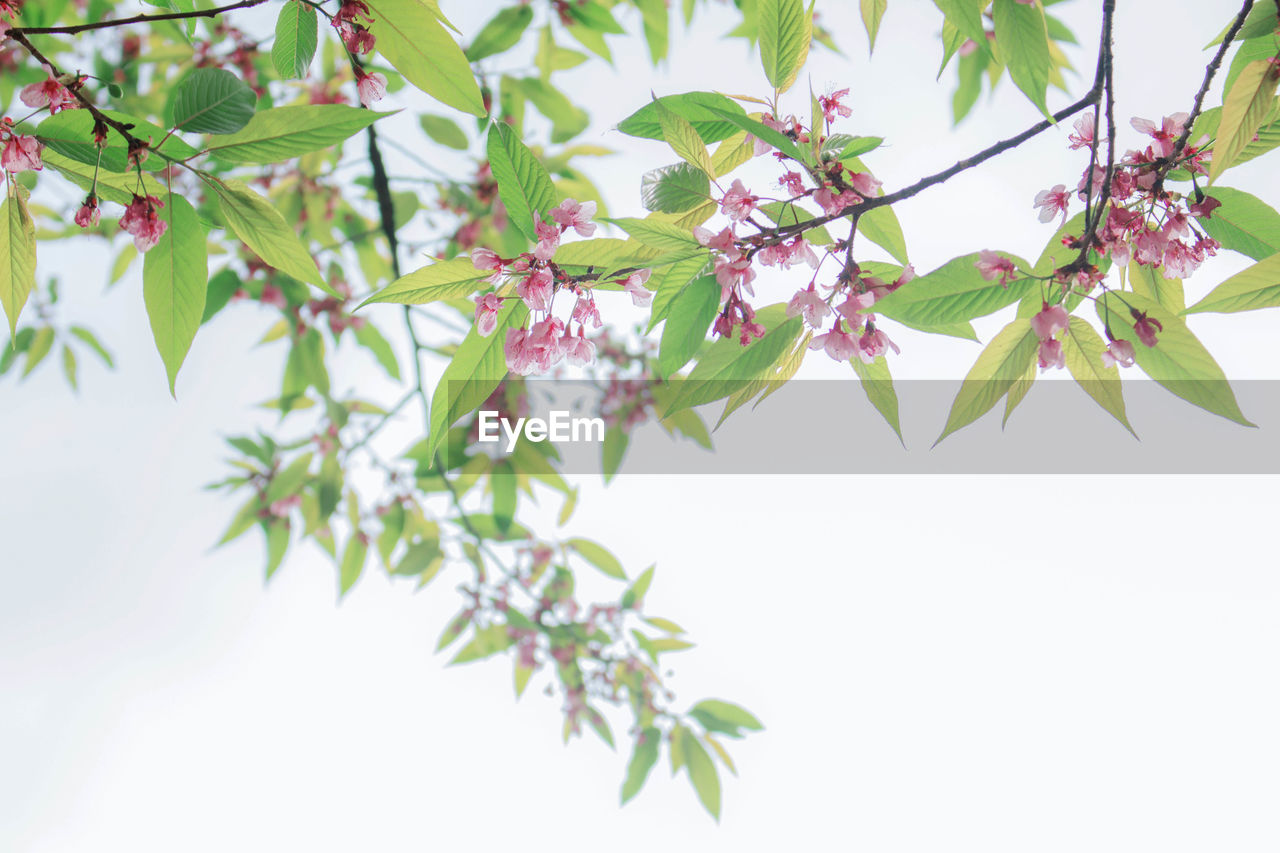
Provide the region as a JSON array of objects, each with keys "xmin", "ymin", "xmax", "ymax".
[
  {"xmin": 975, "ymin": 250, "xmax": 1017, "ymax": 287},
  {"xmin": 739, "ymin": 320, "xmax": 765, "ymax": 345},
  {"xmin": 848, "ymin": 172, "xmax": 882, "ymax": 197},
  {"xmin": 1068, "ymin": 112, "xmax": 1095, "ymax": 150},
  {"xmin": 260, "ymin": 283, "xmax": 286, "ymax": 309},
  {"xmin": 1031, "ymin": 302, "xmax": 1070, "ymax": 340},
  {"xmin": 814, "ymin": 187, "xmax": 860, "ymax": 217},
  {"xmin": 551, "ymin": 198, "xmax": 597, "ymax": 237},
  {"xmin": 334, "ymin": 20, "xmax": 375, "ymax": 54},
  {"xmin": 1131, "ymin": 227, "xmax": 1168, "ymax": 266},
  {"xmin": 562, "ymin": 328, "xmax": 595, "ymax": 367},
  {"xmin": 1037, "ymin": 338, "xmax": 1065, "ymax": 371},
  {"xmin": 1188, "ymin": 195, "xmax": 1221, "ymax": 219},
  {"xmin": 355, "ymin": 70, "xmax": 386, "ymax": 108},
  {"xmin": 74, "ymin": 195, "xmax": 100, "ymax": 229},
  {"xmin": 693, "ymin": 225, "xmax": 738, "ymax": 256},
  {"xmin": 857, "ymin": 327, "xmax": 899, "ymax": 363},
  {"xmin": 714, "ymin": 254, "xmax": 755, "ymax": 300},
  {"xmin": 118, "ymin": 194, "xmax": 168, "ymax": 253},
  {"xmin": 748, "ymin": 113, "xmax": 785, "ymax": 157},
  {"xmin": 1131, "ymin": 311, "xmax": 1162, "ymax": 348},
  {"xmin": 1131, "ymin": 113, "xmax": 1188, "ymax": 158},
  {"xmin": 524, "ymin": 316, "xmax": 565, "ymax": 373},
  {"xmin": 1033, "ymin": 184, "xmax": 1070, "ymax": 224},
  {"xmin": 516, "ymin": 267, "xmax": 553, "ymax": 312},
  {"xmin": 818, "ymin": 88, "xmax": 852, "ymax": 123},
  {"xmin": 758, "ymin": 236, "xmax": 817, "ymax": 269},
  {"xmin": 779, "ymin": 171, "xmax": 805, "ymax": 197},
  {"xmin": 533, "ymin": 217, "xmax": 560, "ymax": 261},
  {"xmin": 836, "ymin": 290, "xmax": 877, "ymax": 322},
  {"xmin": 20, "ymin": 72, "xmax": 80, "ymax": 114},
  {"xmin": 572, "ymin": 294, "xmax": 602, "ymax": 328},
  {"xmin": 1100, "ymin": 339, "xmax": 1135, "ymax": 368},
  {"xmin": 475, "ymin": 293, "xmax": 503, "ymax": 336},
  {"xmin": 623, "ymin": 270, "xmax": 653, "ymax": 307},
  {"xmin": 504, "ymin": 327, "xmax": 532, "ymax": 374},
  {"xmin": 1, "ymin": 133, "xmax": 43, "ymax": 173},
  {"xmin": 471, "ymin": 247, "xmax": 503, "ymax": 271},
  {"xmin": 786, "ymin": 284, "xmax": 830, "ymax": 327},
  {"xmin": 719, "ymin": 179, "xmax": 758, "ymax": 222},
  {"xmin": 809, "ymin": 326, "xmax": 858, "ymax": 362}
]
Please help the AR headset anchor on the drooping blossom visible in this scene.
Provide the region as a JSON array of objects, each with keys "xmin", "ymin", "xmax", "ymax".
[
  {"xmin": 1031, "ymin": 302, "xmax": 1070, "ymax": 340},
  {"xmin": 355, "ymin": 69, "xmax": 386, "ymax": 108},
  {"xmin": 333, "ymin": 0, "xmax": 375, "ymax": 53},
  {"xmin": 748, "ymin": 113, "xmax": 786, "ymax": 157},
  {"xmin": 475, "ymin": 293, "xmax": 503, "ymax": 336},
  {"xmin": 757, "ymin": 236, "xmax": 817, "ymax": 269},
  {"xmin": 779, "ymin": 171, "xmax": 805, "ymax": 197},
  {"xmin": 693, "ymin": 225, "xmax": 737, "ymax": 255},
  {"xmin": 1100, "ymin": 339, "xmax": 1135, "ymax": 368},
  {"xmin": 1068, "ymin": 112, "xmax": 1095, "ymax": 150},
  {"xmin": 1, "ymin": 133, "xmax": 43, "ymax": 173},
  {"xmin": 572, "ymin": 293, "xmax": 602, "ymax": 328},
  {"xmin": 1188, "ymin": 194, "xmax": 1222, "ymax": 219},
  {"xmin": 847, "ymin": 172, "xmax": 881, "ymax": 197},
  {"xmin": 836, "ymin": 290, "xmax": 877, "ymax": 322},
  {"xmin": 1037, "ymin": 338, "xmax": 1065, "ymax": 371},
  {"xmin": 1130, "ymin": 113, "xmax": 1188, "ymax": 158},
  {"xmin": 1033, "ymin": 184, "xmax": 1071, "ymax": 224},
  {"xmin": 550, "ymin": 198, "xmax": 597, "ymax": 236},
  {"xmin": 1131, "ymin": 310, "xmax": 1162, "ymax": 347},
  {"xmin": 857, "ymin": 326, "xmax": 900, "ymax": 363},
  {"xmin": 20, "ymin": 71, "xmax": 80, "ymax": 114},
  {"xmin": 471, "ymin": 248, "xmax": 505, "ymax": 284},
  {"xmin": 516, "ymin": 267, "xmax": 553, "ymax": 312},
  {"xmin": 714, "ymin": 254, "xmax": 755, "ymax": 300},
  {"xmin": 74, "ymin": 195, "xmax": 100, "ymax": 229},
  {"xmin": 786, "ymin": 284, "xmax": 830, "ymax": 327},
  {"xmin": 818, "ymin": 88, "xmax": 852, "ymax": 124},
  {"xmin": 809, "ymin": 323, "xmax": 858, "ymax": 362},
  {"xmin": 975, "ymin": 250, "xmax": 1017, "ymax": 287},
  {"xmin": 719, "ymin": 179, "xmax": 758, "ymax": 222},
  {"xmin": 561, "ymin": 328, "xmax": 595, "ymax": 367},
  {"xmin": 622, "ymin": 270, "xmax": 653, "ymax": 307},
  {"xmin": 118, "ymin": 194, "xmax": 168, "ymax": 252},
  {"xmin": 814, "ymin": 186, "xmax": 860, "ymax": 217}
]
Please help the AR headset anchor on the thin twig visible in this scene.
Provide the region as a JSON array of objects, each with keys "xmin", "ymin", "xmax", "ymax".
[
  {"xmin": 1167, "ymin": 0, "xmax": 1257, "ymax": 165},
  {"xmin": 10, "ymin": 0, "xmax": 268, "ymax": 36}
]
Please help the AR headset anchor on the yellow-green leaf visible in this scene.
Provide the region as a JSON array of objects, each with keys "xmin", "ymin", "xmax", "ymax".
[
  {"xmin": 143, "ymin": 192, "xmax": 207, "ymax": 395},
  {"xmin": 1184, "ymin": 250, "xmax": 1280, "ymax": 315},
  {"xmin": 366, "ymin": 0, "xmax": 486, "ymax": 117},
  {"xmin": 1062, "ymin": 316, "xmax": 1134, "ymax": 435},
  {"xmin": 203, "ymin": 176, "xmax": 328, "ymax": 292},
  {"xmin": 936, "ymin": 317, "xmax": 1039, "ymax": 444},
  {"xmin": 1211, "ymin": 59, "xmax": 1280, "ymax": 184},
  {"xmin": 0, "ymin": 191, "xmax": 36, "ymax": 337},
  {"xmin": 758, "ymin": 0, "xmax": 811, "ymax": 93}
]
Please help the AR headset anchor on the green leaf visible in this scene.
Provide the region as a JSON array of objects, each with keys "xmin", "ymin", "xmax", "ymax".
[
  {"xmin": 353, "ymin": 321, "xmax": 401, "ymax": 380},
  {"xmin": 704, "ymin": 106, "xmax": 809, "ymax": 163},
  {"xmin": 265, "ymin": 452, "xmax": 313, "ymax": 504},
  {"xmin": 617, "ymin": 92, "xmax": 747, "ymax": 143},
  {"xmin": 272, "ymin": 0, "xmax": 319, "ymax": 79},
  {"xmin": 467, "ymin": 5, "xmax": 533, "ymax": 61},
  {"xmin": 641, "ymin": 162, "xmax": 712, "ymax": 214},
  {"xmin": 567, "ymin": 537, "xmax": 626, "ymax": 580},
  {"xmin": 758, "ymin": 0, "xmax": 810, "ymax": 93},
  {"xmin": 365, "ymin": 0, "xmax": 487, "ymax": 117},
  {"xmin": 858, "ymin": 204, "xmax": 909, "ymax": 265},
  {"xmin": 873, "ymin": 251, "xmax": 1032, "ymax": 327},
  {"xmin": 203, "ymin": 176, "xmax": 327, "ymax": 291},
  {"xmin": 621, "ymin": 565, "xmax": 655, "ymax": 610},
  {"xmin": 934, "ymin": 0, "xmax": 989, "ymax": 57},
  {"xmin": 425, "ymin": 300, "xmax": 528, "ymax": 464},
  {"xmin": 40, "ymin": 150, "xmax": 166, "ymax": 206},
  {"xmin": 1195, "ymin": 187, "xmax": 1280, "ymax": 261},
  {"xmin": 656, "ymin": 101, "xmax": 715, "ymax": 176},
  {"xmin": 172, "ymin": 68, "xmax": 256, "ymax": 135},
  {"xmin": 143, "ymin": 192, "xmax": 207, "ymax": 394},
  {"xmin": 21, "ymin": 327, "xmax": 54, "ymax": 378},
  {"xmin": 647, "ymin": 252, "xmax": 710, "ymax": 331},
  {"xmin": 835, "ymin": 135, "xmax": 884, "ymax": 160},
  {"xmin": 204, "ymin": 105, "xmax": 387, "ymax": 164},
  {"xmin": 1207, "ymin": 4, "xmax": 1279, "ymax": 47},
  {"xmin": 1062, "ymin": 316, "xmax": 1134, "ymax": 435},
  {"xmin": 419, "ymin": 114, "xmax": 469, "ymax": 150},
  {"xmin": 849, "ymin": 354, "xmax": 902, "ymax": 440},
  {"xmin": 0, "ymin": 192, "xmax": 36, "ymax": 337},
  {"xmin": 935, "ymin": 317, "xmax": 1040, "ymax": 444},
  {"xmin": 449, "ymin": 623, "xmax": 516, "ymax": 664},
  {"xmin": 620, "ymin": 728, "xmax": 661, "ymax": 805},
  {"xmin": 360, "ymin": 258, "xmax": 488, "ymax": 306},
  {"xmin": 339, "ymin": 534, "xmax": 368, "ymax": 597},
  {"xmin": 602, "ymin": 423, "xmax": 629, "ymax": 483},
  {"xmin": 394, "ymin": 539, "xmax": 443, "ymax": 578},
  {"xmin": 658, "ymin": 275, "xmax": 720, "ymax": 377},
  {"xmin": 1210, "ymin": 59, "xmax": 1280, "ymax": 184},
  {"xmin": 37, "ymin": 110, "xmax": 198, "ymax": 173},
  {"xmin": 69, "ymin": 326, "xmax": 114, "ymax": 367},
  {"xmin": 1184, "ymin": 251, "xmax": 1280, "ymax": 315},
  {"xmin": 605, "ymin": 217, "xmax": 700, "ymax": 251},
  {"xmin": 491, "ymin": 462, "xmax": 517, "ymax": 534},
  {"xmin": 682, "ymin": 728, "xmax": 721, "ymax": 821},
  {"xmin": 265, "ymin": 520, "xmax": 290, "ymax": 580},
  {"xmin": 689, "ymin": 699, "xmax": 763, "ymax": 735},
  {"xmin": 991, "ymin": 0, "xmax": 1051, "ymax": 117},
  {"xmin": 60, "ymin": 343, "xmax": 78, "ymax": 390},
  {"xmin": 1127, "ymin": 261, "xmax": 1184, "ymax": 314},
  {"xmin": 487, "ymin": 122, "xmax": 556, "ymax": 244},
  {"xmin": 860, "ymin": 0, "xmax": 887, "ymax": 51},
  {"xmin": 511, "ymin": 77, "xmax": 591, "ymax": 143},
  {"xmin": 1095, "ymin": 291, "xmax": 1253, "ymax": 426}
]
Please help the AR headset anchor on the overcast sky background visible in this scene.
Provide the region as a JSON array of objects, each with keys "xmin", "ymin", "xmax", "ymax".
[{"xmin": 3, "ymin": 1, "xmax": 1279, "ymax": 851}]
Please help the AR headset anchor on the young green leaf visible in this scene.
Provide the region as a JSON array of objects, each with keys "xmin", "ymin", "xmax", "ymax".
[
  {"xmin": 272, "ymin": 0, "xmax": 319, "ymax": 79},
  {"xmin": 37, "ymin": 110, "xmax": 198, "ymax": 173},
  {"xmin": 641, "ymin": 162, "xmax": 712, "ymax": 214},
  {"xmin": 1184, "ymin": 251, "xmax": 1280, "ymax": 315},
  {"xmin": 1062, "ymin": 316, "xmax": 1134, "ymax": 435},
  {"xmin": 0, "ymin": 192, "xmax": 36, "ymax": 337},
  {"xmin": 873, "ymin": 251, "xmax": 1032, "ymax": 327},
  {"xmin": 991, "ymin": 0, "xmax": 1051, "ymax": 118},
  {"xmin": 935, "ymin": 317, "xmax": 1040, "ymax": 445},
  {"xmin": 360, "ymin": 259, "xmax": 489, "ymax": 307},
  {"xmin": 860, "ymin": 0, "xmax": 887, "ymax": 52},
  {"xmin": 617, "ymin": 91, "xmax": 747, "ymax": 143},
  {"xmin": 365, "ymin": 0, "xmax": 487, "ymax": 117},
  {"xmin": 849, "ymin": 354, "xmax": 902, "ymax": 441},
  {"xmin": 204, "ymin": 105, "xmax": 388, "ymax": 164},
  {"xmin": 143, "ymin": 192, "xmax": 207, "ymax": 395},
  {"xmin": 1096, "ymin": 291, "xmax": 1253, "ymax": 426},
  {"xmin": 656, "ymin": 101, "xmax": 715, "ymax": 176},
  {"xmin": 1127, "ymin": 261, "xmax": 1184, "ymax": 314},
  {"xmin": 681, "ymin": 728, "xmax": 721, "ymax": 821},
  {"xmin": 605, "ymin": 217, "xmax": 701, "ymax": 251},
  {"xmin": 466, "ymin": 5, "xmax": 534, "ymax": 61},
  {"xmin": 658, "ymin": 275, "xmax": 720, "ymax": 377},
  {"xmin": 567, "ymin": 537, "xmax": 627, "ymax": 580},
  {"xmin": 171, "ymin": 68, "xmax": 257, "ymax": 135},
  {"xmin": 1210, "ymin": 59, "xmax": 1280, "ymax": 184},
  {"xmin": 758, "ymin": 0, "xmax": 810, "ymax": 93},
  {"xmin": 419, "ymin": 114, "xmax": 470, "ymax": 150},
  {"xmin": 487, "ymin": 122, "xmax": 557, "ymax": 244},
  {"xmin": 1194, "ymin": 187, "xmax": 1280, "ymax": 261},
  {"xmin": 204, "ymin": 176, "xmax": 329, "ymax": 292},
  {"xmin": 339, "ymin": 533, "xmax": 368, "ymax": 597},
  {"xmin": 620, "ymin": 728, "xmax": 661, "ymax": 805}
]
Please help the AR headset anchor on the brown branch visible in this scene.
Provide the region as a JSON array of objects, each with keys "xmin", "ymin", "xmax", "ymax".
[{"xmin": 10, "ymin": 0, "xmax": 269, "ymax": 36}]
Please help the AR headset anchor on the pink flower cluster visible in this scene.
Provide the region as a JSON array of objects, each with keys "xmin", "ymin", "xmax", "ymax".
[
  {"xmin": 790, "ymin": 265, "xmax": 913, "ymax": 363},
  {"xmin": 0, "ymin": 117, "xmax": 42, "ymax": 174},
  {"xmin": 470, "ymin": 199, "xmax": 648, "ymax": 375},
  {"xmin": 333, "ymin": 0, "xmax": 376, "ymax": 55},
  {"xmin": 19, "ymin": 69, "xmax": 81, "ymax": 114},
  {"xmin": 119, "ymin": 194, "xmax": 168, "ymax": 252}
]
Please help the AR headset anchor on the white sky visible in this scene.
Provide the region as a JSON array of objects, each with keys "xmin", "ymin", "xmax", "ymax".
[{"xmin": 3, "ymin": 1, "xmax": 1279, "ymax": 851}]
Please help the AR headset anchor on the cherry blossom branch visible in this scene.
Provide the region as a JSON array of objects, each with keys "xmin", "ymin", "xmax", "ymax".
[
  {"xmin": 9, "ymin": 0, "xmax": 269, "ymax": 36},
  {"xmin": 1167, "ymin": 0, "xmax": 1256, "ymax": 166}
]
